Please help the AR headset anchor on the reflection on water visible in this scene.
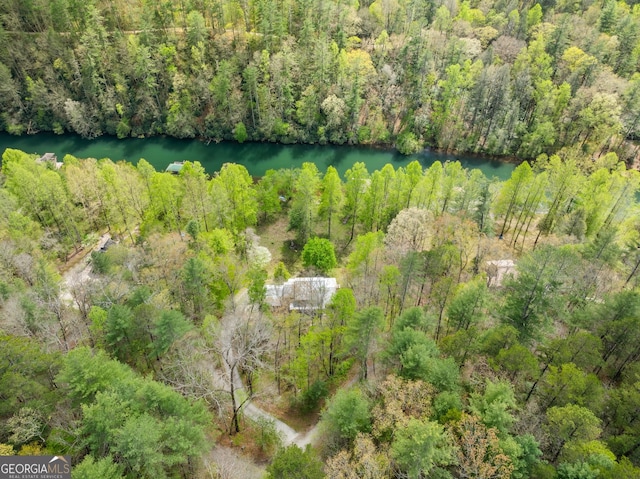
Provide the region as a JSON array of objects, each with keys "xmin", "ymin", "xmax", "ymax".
[{"xmin": 0, "ymin": 132, "xmax": 516, "ymax": 180}]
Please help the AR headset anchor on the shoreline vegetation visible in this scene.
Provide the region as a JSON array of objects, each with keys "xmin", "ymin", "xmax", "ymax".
[
  {"xmin": 1, "ymin": 145, "xmax": 640, "ymax": 477},
  {"xmin": 3, "ymin": 1, "xmax": 640, "ymax": 168},
  {"xmin": 0, "ymin": 131, "xmax": 520, "ymax": 180}
]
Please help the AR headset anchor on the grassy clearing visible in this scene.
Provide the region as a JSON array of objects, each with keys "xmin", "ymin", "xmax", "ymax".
[
  {"xmin": 256, "ymin": 213, "xmax": 358, "ymax": 279},
  {"xmin": 256, "ymin": 216, "xmax": 301, "ymax": 275}
]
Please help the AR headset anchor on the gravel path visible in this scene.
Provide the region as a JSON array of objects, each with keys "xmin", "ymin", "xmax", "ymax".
[{"xmin": 221, "ymin": 290, "xmax": 321, "ymax": 449}]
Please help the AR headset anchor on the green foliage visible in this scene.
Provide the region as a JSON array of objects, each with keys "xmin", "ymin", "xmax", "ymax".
[
  {"xmin": 273, "ymin": 261, "xmax": 291, "ymax": 283},
  {"xmin": 433, "ymin": 391, "xmax": 463, "ymax": 424},
  {"xmin": 385, "ymin": 307, "xmax": 461, "ymax": 392},
  {"xmin": 322, "ymin": 388, "xmax": 371, "ymax": 444},
  {"xmin": 395, "ymin": 307, "xmax": 434, "ymax": 333},
  {"xmin": 1, "ymin": 0, "xmax": 639, "ymax": 473},
  {"xmin": 152, "ymin": 310, "xmax": 191, "ymax": 357},
  {"xmin": 289, "ymin": 163, "xmax": 320, "ymax": 245},
  {"xmin": 214, "ymin": 163, "xmax": 258, "ymax": 234},
  {"xmin": 556, "ymin": 461, "xmax": 598, "ymax": 479},
  {"xmin": 562, "ymin": 440, "xmax": 616, "ymax": 469},
  {"xmin": 266, "ymin": 445, "xmax": 325, "ymax": 479},
  {"xmin": 347, "ymin": 231, "xmax": 385, "ymax": 277},
  {"xmin": 425, "ymin": 357, "xmax": 462, "ymax": 393},
  {"xmin": 301, "ymin": 237, "xmax": 337, "ymax": 273},
  {"xmin": 73, "ymin": 456, "xmax": 124, "ymax": 479},
  {"xmin": 90, "ymin": 251, "xmax": 112, "ymax": 274},
  {"xmin": 104, "ymin": 304, "xmax": 137, "ymax": 362},
  {"xmin": 469, "ymin": 380, "xmax": 518, "ymax": 434},
  {"xmin": 203, "ymin": 228, "xmax": 235, "ymax": 255},
  {"xmin": 1, "ymin": 91, "xmax": 640, "ymax": 479},
  {"xmin": 501, "ymin": 246, "xmax": 578, "ymax": 343},
  {"xmin": 0, "ymin": 335, "xmax": 61, "ymax": 420},
  {"xmin": 298, "ymin": 380, "xmax": 329, "ymax": 413},
  {"xmin": 253, "ymin": 417, "xmax": 282, "ymax": 457},
  {"xmin": 343, "ymin": 162, "xmax": 370, "ymax": 243},
  {"xmin": 491, "ymin": 344, "xmax": 539, "ymax": 383},
  {"xmin": 0, "ymin": 444, "xmax": 15, "ymax": 455},
  {"xmin": 394, "ymin": 331, "xmax": 440, "ymax": 379},
  {"xmin": 537, "ymin": 363, "xmax": 604, "ymax": 411},
  {"xmin": 181, "ymin": 256, "xmax": 210, "ymax": 321},
  {"xmin": 391, "ymin": 418, "xmax": 454, "ymax": 479},
  {"xmin": 446, "ymin": 277, "xmax": 488, "ymax": 331},
  {"xmin": 59, "ymin": 348, "xmax": 209, "ymax": 478},
  {"xmin": 345, "ymin": 306, "xmax": 384, "ymax": 380},
  {"xmin": 509, "ymin": 434, "xmax": 543, "ymax": 479},
  {"xmin": 0, "ymin": 0, "xmax": 636, "ymax": 159},
  {"xmin": 599, "ymin": 457, "xmax": 640, "ymax": 479},
  {"xmin": 255, "ymin": 171, "xmax": 282, "ymax": 223},
  {"xmin": 247, "ymin": 266, "xmax": 268, "ymax": 306},
  {"xmin": 319, "ymin": 166, "xmax": 344, "ymax": 239},
  {"xmin": 234, "ymin": 122, "xmax": 248, "ymax": 143},
  {"xmin": 480, "ymin": 325, "xmax": 519, "ymax": 358},
  {"xmin": 386, "ymin": 308, "xmax": 438, "ymax": 374},
  {"xmin": 602, "ymin": 377, "xmax": 640, "ymax": 461},
  {"xmin": 58, "ymin": 348, "xmax": 130, "ymax": 404},
  {"xmin": 396, "ymin": 131, "xmax": 422, "ymax": 155},
  {"xmin": 546, "ymin": 404, "xmax": 602, "ymax": 463}
]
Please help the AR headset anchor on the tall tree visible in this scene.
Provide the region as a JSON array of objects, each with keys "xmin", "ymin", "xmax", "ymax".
[
  {"xmin": 345, "ymin": 306, "xmax": 384, "ymax": 380},
  {"xmin": 180, "ymin": 161, "xmax": 212, "ymax": 232},
  {"xmin": 289, "ymin": 163, "xmax": 321, "ymax": 245},
  {"xmin": 210, "ymin": 163, "xmax": 257, "ymax": 235},
  {"xmin": 343, "ymin": 162, "xmax": 370, "ymax": 246},
  {"xmin": 319, "ymin": 166, "xmax": 344, "ymax": 240},
  {"xmin": 501, "ymin": 246, "xmax": 578, "ymax": 343},
  {"xmin": 391, "ymin": 418, "xmax": 454, "ymax": 479}
]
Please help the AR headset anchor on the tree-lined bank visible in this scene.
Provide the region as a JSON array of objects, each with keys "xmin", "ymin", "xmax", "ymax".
[
  {"xmin": 3, "ymin": 0, "xmax": 640, "ymax": 164},
  {"xmin": 0, "ymin": 132, "xmax": 516, "ymax": 178}
]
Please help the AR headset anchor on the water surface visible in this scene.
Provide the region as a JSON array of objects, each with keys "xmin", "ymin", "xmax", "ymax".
[{"xmin": 0, "ymin": 133, "xmax": 516, "ymax": 179}]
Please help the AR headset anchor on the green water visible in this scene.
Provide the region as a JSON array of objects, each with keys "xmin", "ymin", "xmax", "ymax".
[{"xmin": 0, "ymin": 132, "xmax": 516, "ymax": 179}]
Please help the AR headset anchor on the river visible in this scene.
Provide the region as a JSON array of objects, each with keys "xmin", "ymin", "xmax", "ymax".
[{"xmin": 0, "ymin": 132, "xmax": 516, "ymax": 179}]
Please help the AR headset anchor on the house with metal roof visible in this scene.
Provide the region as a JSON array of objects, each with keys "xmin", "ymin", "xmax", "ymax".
[{"xmin": 266, "ymin": 277, "xmax": 339, "ymax": 311}]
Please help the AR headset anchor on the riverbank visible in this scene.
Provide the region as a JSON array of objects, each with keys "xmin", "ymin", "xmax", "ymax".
[{"xmin": 0, "ymin": 132, "xmax": 517, "ymax": 180}]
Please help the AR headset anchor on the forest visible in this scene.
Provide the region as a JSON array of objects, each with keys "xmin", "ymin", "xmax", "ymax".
[
  {"xmin": 0, "ymin": 146, "xmax": 640, "ymax": 479},
  {"xmin": 2, "ymin": 0, "xmax": 640, "ymax": 162}
]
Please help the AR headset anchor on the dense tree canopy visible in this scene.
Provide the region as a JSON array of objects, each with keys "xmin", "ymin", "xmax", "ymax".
[
  {"xmin": 2, "ymin": 0, "xmax": 640, "ymax": 164},
  {"xmin": 1, "ymin": 143, "xmax": 640, "ymax": 477}
]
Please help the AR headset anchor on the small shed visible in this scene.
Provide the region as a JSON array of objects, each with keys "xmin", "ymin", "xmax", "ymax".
[
  {"xmin": 486, "ymin": 260, "xmax": 517, "ymax": 287},
  {"xmin": 95, "ymin": 233, "xmax": 115, "ymax": 253},
  {"xmin": 165, "ymin": 161, "xmax": 185, "ymax": 174},
  {"xmin": 36, "ymin": 153, "xmax": 63, "ymax": 169},
  {"xmin": 37, "ymin": 152, "xmax": 57, "ymax": 162}
]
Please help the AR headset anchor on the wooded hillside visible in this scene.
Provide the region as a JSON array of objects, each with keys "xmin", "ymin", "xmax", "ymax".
[{"xmin": 2, "ymin": 0, "xmax": 640, "ymax": 161}]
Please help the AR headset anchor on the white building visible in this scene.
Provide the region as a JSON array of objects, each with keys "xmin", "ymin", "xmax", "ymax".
[
  {"xmin": 486, "ymin": 259, "xmax": 517, "ymax": 287},
  {"xmin": 266, "ymin": 277, "xmax": 339, "ymax": 311}
]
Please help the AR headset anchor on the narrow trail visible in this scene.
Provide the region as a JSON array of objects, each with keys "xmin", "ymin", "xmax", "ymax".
[
  {"xmin": 221, "ymin": 290, "xmax": 322, "ymax": 448},
  {"xmin": 230, "ymin": 365, "xmax": 322, "ymax": 448}
]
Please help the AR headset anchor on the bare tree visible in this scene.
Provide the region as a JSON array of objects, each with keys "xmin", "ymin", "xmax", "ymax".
[
  {"xmin": 158, "ymin": 333, "xmax": 227, "ymax": 414},
  {"xmin": 212, "ymin": 311, "xmax": 272, "ymax": 434},
  {"xmin": 204, "ymin": 446, "xmax": 265, "ymax": 479}
]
